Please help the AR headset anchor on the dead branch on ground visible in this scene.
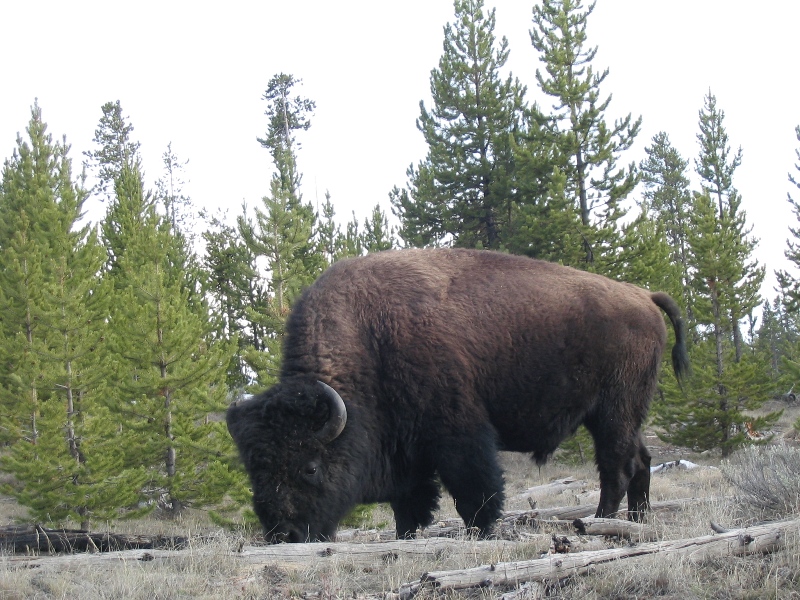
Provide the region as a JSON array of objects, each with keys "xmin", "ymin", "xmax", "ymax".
[{"xmin": 377, "ymin": 517, "xmax": 800, "ymax": 599}]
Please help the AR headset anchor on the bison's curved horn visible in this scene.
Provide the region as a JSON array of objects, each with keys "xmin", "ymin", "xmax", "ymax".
[{"xmin": 314, "ymin": 381, "xmax": 347, "ymax": 443}]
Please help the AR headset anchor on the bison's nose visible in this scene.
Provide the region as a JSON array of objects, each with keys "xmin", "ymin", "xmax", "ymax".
[
  {"xmin": 266, "ymin": 523, "xmax": 307, "ymax": 544},
  {"xmin": 286, "ymin": 528, "xmax": 307, "ymax": 543}
]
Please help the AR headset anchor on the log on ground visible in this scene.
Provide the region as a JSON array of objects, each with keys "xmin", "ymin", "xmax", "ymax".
[
  {"xmin": 501, "ymin": 496, "xmax": 712, "ymax": 526},
  {"xmin": 0, "ymin": 525, "xmax": 189, "ymax": 553},
  {"xmin": 2, "ymin": 536, "xmax": 525, "ymax": 570},
  {"xmin": 384, "ymin": 517, "xmax": 800, "ymax": 599}
]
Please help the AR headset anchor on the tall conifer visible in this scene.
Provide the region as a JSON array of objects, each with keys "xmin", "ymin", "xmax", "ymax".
[
  {"xmin": 240, "ymin": 74, "xmax": 324, "ymax": 387},
  {"xmin": 528, "ymin": 0, "xmax": 640, "ymax": 269},
  {"xmin": 0, "ymin": 104, "xmax": 143, "ymax": 527},
  {"xmin": 391, "ymin": 0, "xmax": 525, "ymax": 249},
  {"xmin": 102, "ymin": 160, "xmax": 238, "ymax": 515},
  {"xmin": 653, "ymin": 95, "xmax": 773, "ymax": 457},
  {"xmin": 640, "ymin": 132, "xmax": 693, "ymax": 312}
]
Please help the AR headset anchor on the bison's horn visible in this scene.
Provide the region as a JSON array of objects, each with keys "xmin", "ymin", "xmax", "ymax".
[{"xmin": 314, "ymin": 381, "xmax": 347, "ymax": 443}]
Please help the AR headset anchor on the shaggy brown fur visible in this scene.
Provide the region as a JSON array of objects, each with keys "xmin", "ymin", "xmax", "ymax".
[{"xmin": 227, "ymin": 249, "xmax": 689, "ymax": 542}]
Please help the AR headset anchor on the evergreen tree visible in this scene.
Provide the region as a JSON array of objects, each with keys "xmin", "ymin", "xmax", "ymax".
[
  {"xmin": 103, "ymin": 159, "xmax": 239, "ymax": 515},
  {"xmin": 154, "ymin": 144, "xmax": 205, "ymax": 315},
  {"xmin": 652, "ymin": 94, "xmax": 773, "ymax": 457},
  {"xmin": 775, "ymin": 125, "xmax": 800, "ymax": 421},
  {"xmin": 694, "ymin": 91, "xmax": 761, "ymax": 361},
  {"xmin": 0, "ymin": 104, "xmax": 144, "ymax": 527},
  {"xmin": 240, "ymin": 74, "xmax": 324, "ymax": 387},
  {"xmin": 611, "ymin": 211, "xmax": 683, "ymax": 298},
  {"xmin": 695, "ymin": 92, "xmax": 742, "ymax": 220},
  {"xmin": 362, "ymin": 204, "xmax": 396, "ymax": 253},
  {"xmin": 639, "ymin": 132, "xmax": 693, "ymax": 312},
  {"xmin": 156, "ymin": 143, "xmax": 191, "ymax": 232},
  {"xmin": 0, "ymin": 105, "xmax": 72, "ymax": 442},
  {"xmin": 202, "ymin": 209, "xmax": 260, "ymax": 389},
  {"xmin": 317, "ymin": 191, "xmax": 345, "ymax": 263},
  {"xmin": 391, "ymin": 0, "xmax": 525, "ymax": 250},
  {"xmin": 755, "ymin": 295, "xmax": 797, "ymax": 386},
  {"xmin": 337, "ymin": 211, "xmax": 365, "ymax": 259},
  {"xmin": 0, "ymin": 215, "xmax": 48, "ymax": 447},
  {"xmin": 777, "ymin": 126, "xmax": 800, "ymax": 310},
  {"xmin": 528, "ymin": 0, "xmax": 640, "ymax": 269},
  {"xmin": 654, "ymin": 190, "xmax": 775, "ymax": 456},
  {"xmin": 83, "ymin": 100, "xmax": 141, "ymax": 201},
  {"xmin": 504, "ymin": 161, "xmax": 586, "ymax": 263}
]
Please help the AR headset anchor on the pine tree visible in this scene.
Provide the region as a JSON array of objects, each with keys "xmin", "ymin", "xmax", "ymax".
[
  {"xmin": 651, "ymin": 94, "xmax": 773, "ymax": 457},
  {"xmin": 202, "ymin": 209, "xmax": 260, "ymax": 390},
  {"xmin": 391, "ymin": 0, "xmax": 525, "ymax": 250},
  {"xmin": 83, "ymin": 100, "xmax": 141, "ymax": 201},
  {"xmin": 504, "ymin": 161, "xmax": 586, "ymax": 263},
  {"xmin": 653, "ymin": 190, "xmax": 776, "ymax": 456},
  {"xmin": 612, "ymin": 211, "xmax": 683, "ymax": 297},
  {"xmin": 240, "ymin": 74, "xmax": 325, "ymax": 387},
  {"xmin": 103, "ymin": 160, "xmax": 239, "ymax": 515},
  {"xmin": 362, "ymin": 204, "xmax": 395, "ymax": 253},
  {"xmin": 0, "ymin": 104, "xmax": 72, "ymax": 445},
  {"xmin": 755, "ymin": 295, "xmax": 797, "ymax": 386},
  {"xmin": 639, "ymin": 132, "xmax": 693, "ymax": 311},
  {"xmin": 317, "ymin": 191, "xmax": 345, "ymax": 263},
  {"xmin": 156, "ymin": 143, "xmax": 191, "ymax": 233},
  {"xmin": 337, "ymin": 211, "xmax": 365, "ymax": 259},
  {"xmin": 777, "ymin": 126, "xmax": 800, "ymax": 310},
  {"xmin": 694, "ymin": 91, "xmax": 762, "ymax": 362},
  {"xmin": 528, "ymin": 0, "xmax": 640, "ymax": 269},
  {"xmin": 0, "ymin": 215, "xmax": 48, "ymax": 447},
  {"xmin": 0, "ymin": 104, "xmax": 145, "ymax": 527},
  {"xmin": 775, "ymin": 125, "xmax": 800, "ymax": 425}
]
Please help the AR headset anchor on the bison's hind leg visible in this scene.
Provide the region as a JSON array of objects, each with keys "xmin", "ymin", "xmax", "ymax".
[
  {"xmin": 435, "ymin": 424, "xmax": 504, "ymax": 537},
  {"xmin": 586, "ymin": 416, "xmax": 650, "ymax": 521},
  {"xmin": 391, "ymin": 474, "xmax": 441, "ymax": 539},
  {"xmin": 626, "ymin": 434, "xmax": 651, "ymax": 522}
]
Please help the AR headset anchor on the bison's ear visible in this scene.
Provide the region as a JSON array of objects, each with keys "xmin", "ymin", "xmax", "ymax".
[
  {"xmin": 225, "ymin": 401, "xmax": 247, "ymax": 441},
  {"xmin": 311, "ymin": 381, "xmax": 347, "ymax": 443},
  {"xmin": 225, "ymin": 396, "xmax": 268, "ymax": 441}
]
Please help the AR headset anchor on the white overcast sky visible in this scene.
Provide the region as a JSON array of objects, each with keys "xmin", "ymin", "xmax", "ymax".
[{"xmin": 1, "ymin": 0, "xmax": 798, "ymax": 298}]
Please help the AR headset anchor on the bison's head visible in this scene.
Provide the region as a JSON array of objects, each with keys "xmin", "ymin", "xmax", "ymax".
[{"xmin": 226, "ymin": 378, "xmax": 355, "ymax": 542}]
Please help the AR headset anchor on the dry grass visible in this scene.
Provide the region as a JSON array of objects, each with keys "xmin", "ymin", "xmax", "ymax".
[{"xmin": 3, "ymin": 440, "xmax": 800, "ymax": 599}]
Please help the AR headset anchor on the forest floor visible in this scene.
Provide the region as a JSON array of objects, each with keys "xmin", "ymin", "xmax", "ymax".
[{"xmin": 1, "ymin": 399, "xmax": 800, "ymax": 599}]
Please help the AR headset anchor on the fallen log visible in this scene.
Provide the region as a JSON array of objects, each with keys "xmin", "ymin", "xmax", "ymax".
[
  {"xmin": 548, "ymin": 534, "xmax": 607, "ymax": 554},
  {"xmin": 510, "ymin": 478, "xmax": 588, "ymax": 502},
  {"xmin": 381, "ymin": 517, "xmax": 800, "ymax": 599},
  {"xmin": 0, "ymin": 525, "xmax": 189, "ymax": 553},
  {"xmin": 501, "ymin": 496, "xmax": 712, "ymax": 526},
  {"xmin": 2, "ymin": 536, "xmax": 524, "ymax": 570},
  {"xmin": 571, "ymin": 517, "xmax": 660, "ymax": 541}
]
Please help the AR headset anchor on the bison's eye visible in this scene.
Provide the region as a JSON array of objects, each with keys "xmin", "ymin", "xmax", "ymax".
[{"xmin": 300, "ymin": 460, "xmax": 322, "ymax": 486}]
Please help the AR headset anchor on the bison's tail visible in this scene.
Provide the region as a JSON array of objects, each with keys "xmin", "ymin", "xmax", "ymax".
[{"xmin": 650, "ymin": 292, "xmax": 691, "ymax": 384}]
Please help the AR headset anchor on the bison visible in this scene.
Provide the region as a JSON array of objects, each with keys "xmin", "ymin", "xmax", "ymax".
[{"xmin": 227, "ymin": 248, "xmax": 689, "ymax": 542}]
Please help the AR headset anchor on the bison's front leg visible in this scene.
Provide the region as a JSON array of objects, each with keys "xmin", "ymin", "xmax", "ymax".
[
  {"xmin": 391, "ymin": 474, "xmax": 441, "ymax": 539},
  {"xmin": 435, "ymin": 424, "xmax": 504, "ymax": 537}
]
